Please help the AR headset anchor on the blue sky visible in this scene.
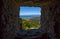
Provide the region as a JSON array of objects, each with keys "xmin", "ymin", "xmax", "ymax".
[{"xmin": 20, "ymin": 6, "xmax": 41, "ymax": 16}]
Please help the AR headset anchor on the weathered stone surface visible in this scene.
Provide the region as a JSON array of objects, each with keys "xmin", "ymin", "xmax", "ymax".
[
  {"xmin": 20, "ymin": 0, "xmax": 60, "ymax": 39},
  {"xmin": 41, "ymin": 4, "xmax": 60, "ymax": 39},
  {"xmin": 0, "ymin": 0, "xmax": 20, "ymax": 39},
  {"xmin": 0, "ymin": 0, "xmax": 60, "ymax": 39}
]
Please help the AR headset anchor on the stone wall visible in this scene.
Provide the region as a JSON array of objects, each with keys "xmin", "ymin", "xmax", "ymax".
[
  {"xmin": 0, "ymin": 0, "xmax": 60, "ymax": 39},
  {"xmin": 20, "ymin": 0, "xmax": 60, "ymax": 39},
  {"xmin": 40, "ymin": 2, "xmax": 60, "ymax": 39},
  {"xmin": 0, "ymin": 0, "xmax": 20, "ymax": 39}
]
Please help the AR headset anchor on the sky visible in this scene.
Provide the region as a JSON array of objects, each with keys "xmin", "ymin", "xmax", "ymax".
[{"xmin": 20, "ymin": 6, "xmax": 41, "ymax": 16}]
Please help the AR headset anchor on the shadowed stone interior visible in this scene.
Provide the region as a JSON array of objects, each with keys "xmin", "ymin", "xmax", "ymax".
[{"xmin": 0, "ymin": 0, "xmax": 60, "ymax": 39}]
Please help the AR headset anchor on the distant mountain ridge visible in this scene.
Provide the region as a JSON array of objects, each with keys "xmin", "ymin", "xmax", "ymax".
[{"xmin": 20, "ymin": 15, "xmax": 40, "ymax": 19}]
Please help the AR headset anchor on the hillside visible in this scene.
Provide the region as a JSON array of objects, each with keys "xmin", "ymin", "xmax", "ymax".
[
  {"xmin": 30, "ymin": 16, "xmax": 40, "ymax": 26},
  {"xmin": 21, "ymin": 16, "xmax": 41, "ymax": 30}
]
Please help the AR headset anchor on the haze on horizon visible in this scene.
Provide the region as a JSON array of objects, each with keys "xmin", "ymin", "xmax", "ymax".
[{"xmin": 20, "ymin": 6, "xmax": 41, "ymax": 16}]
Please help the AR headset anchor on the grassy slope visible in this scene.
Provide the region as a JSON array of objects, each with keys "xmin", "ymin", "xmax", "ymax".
[{"xmin": 22, "ymin": 17, "xmax": 41, "ymax": 30}]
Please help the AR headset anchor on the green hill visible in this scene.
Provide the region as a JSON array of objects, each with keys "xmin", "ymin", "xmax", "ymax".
[{"xmin": 21, "ymin": 17, "xmax": 41, "ymax": 30}]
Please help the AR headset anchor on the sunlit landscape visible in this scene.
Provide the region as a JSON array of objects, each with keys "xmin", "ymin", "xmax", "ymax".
[{"xmin": 20, "ymin": 6, "xmax": 41, "ymax": 30}]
